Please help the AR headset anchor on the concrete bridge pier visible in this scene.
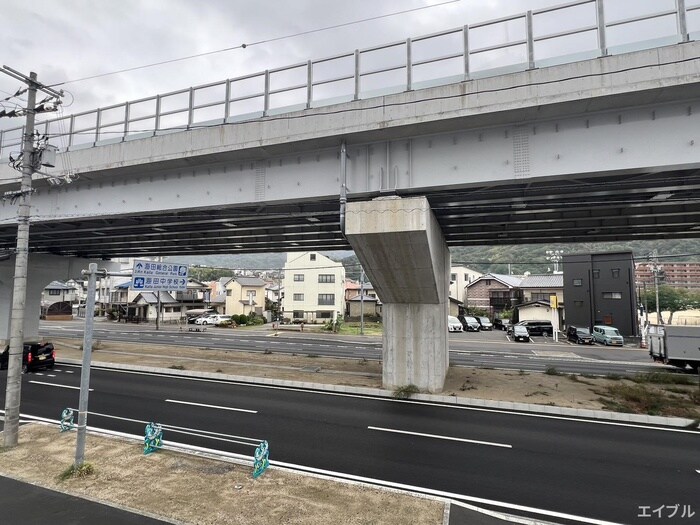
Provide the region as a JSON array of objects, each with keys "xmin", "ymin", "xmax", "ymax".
[
  {"xmin": 345, "ymin": 196, "xmax": 450, "ymax": 393},
  {"xmin": 0, "ymin": 255, "xmax": 116, "ymax": 346}
]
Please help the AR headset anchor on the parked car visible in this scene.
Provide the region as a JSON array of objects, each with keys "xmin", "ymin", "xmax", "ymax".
[
  {"xmin": 566, "ymin": 326, "xmax": 594, "ymax": 345},
  {"xmin": 514, "ymin": 320, "xmax": 553, "ymax": 336},
  {"xmin": 448, "ymin": 316, "xmax": 464, "ymax": 332},
  {"xmin": 493, "ymin": 318, "xmax": 511, "ymax": 331},
  {"xmin": 194, "ymin": 314, "xmax": 226, "ymax": 326},
  {"xmin": 592, "ymin": 325, "xmax": 624, "ymax": 346},
  {"xmin": 0, "ymin": 342, "xmax": 55, "ymax": 373},
  {"xmin": 511, "ymin": 325, "xmax": 530, "ymax": 342},
  {"xmin": 458, "ymin": 315, "xmax": 481, "ymax": 332},
  {"xmin": 476, "ymin": 316, "xmax": 493, "ymax": 330}
]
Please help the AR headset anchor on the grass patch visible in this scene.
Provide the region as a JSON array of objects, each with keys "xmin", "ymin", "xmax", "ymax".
[
  {"xmin": 169, "ymin": 364, "xmax": 186, "ymax": 370},
  {"xmin": 605, "ymin": 373, "xmax": 623, "ymax": 381},
  {"xmin": 568, "ymin": 374, "xmax": 595, "ymax": 385},
  {"xmin": 633, "ymin": 371, "xmax": 695, "ymax": 385},
  {"xmin": 599, "ymin": 383, "xmax": 700, "ymax": 418},
  {"xmin": 306, "ymin": 354, "xmax": 319, "ymax": 358},
  {"xmin": 518, "ymin": 370, "xmax": 529, "ymax": 376},
  {"xmin": 337, "ymin": 322, "xmax": 384, "ymax": 336},
  {"xmin": 525, "ymin": 391, "xmax": 550, "ymax": 397},
  {"xmin": 393, "ymin": 384, "xmax": 420, "ymax": 399},
  {"xmin": 545, "ymin": 366, "xmax": 562, "ymax": 376},
  {"xmin": 58, "ymin": 462, "xmax": 95, "ymax": 481}
]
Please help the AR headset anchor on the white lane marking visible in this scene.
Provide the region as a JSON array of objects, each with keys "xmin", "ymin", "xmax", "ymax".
[
  {"xmin": 270, "ymin": 460, "xmax": 622, "ymax": 525},
  {"xmin": 60, "ymin": 364, "xmax": 700, "ymax": 434},
  {"xmin": 165, "ymin": 399, "xmax": 257, "ymax": 414},
  {"xmin": 368, "ymin": 426, "xmax": 512, "ymax": 449},
  {"xmin": 29, "ymin": 380, "xmax": 92, "ymax": 391}
]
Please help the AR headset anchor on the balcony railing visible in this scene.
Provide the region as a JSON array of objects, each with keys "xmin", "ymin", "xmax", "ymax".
[{"xmin": 1, "ymin": 0, "xmax": 698, "ymax": 161}]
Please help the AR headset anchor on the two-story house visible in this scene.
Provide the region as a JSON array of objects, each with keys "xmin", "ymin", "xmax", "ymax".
[
  {"xmin": 282, "ymin": 252, "xmax": 345, "ymax": 323},
  {"xmin": 224, "ymin": 276, "xmax": 268, "ymax": 317},
  {"xmin": 449, "ymin": 265, "xmax": 482, "ymax": 305}
]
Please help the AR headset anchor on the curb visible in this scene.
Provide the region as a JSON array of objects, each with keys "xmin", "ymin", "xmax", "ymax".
[{"xmin": 59, "ymin": 358, "xmax": 699, "ymax": 429}]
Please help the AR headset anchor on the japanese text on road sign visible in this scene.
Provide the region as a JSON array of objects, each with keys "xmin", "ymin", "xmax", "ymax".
[{"xmin": 131, "ymin": 260, "xmax": 189, "ymax": 291}]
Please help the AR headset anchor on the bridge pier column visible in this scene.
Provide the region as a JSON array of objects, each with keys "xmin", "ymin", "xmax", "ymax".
[
  {"xmin": 345, "ymin": 196, "xmax": 449, "ymax": 393},
  {"xmin": 0, "ymin": 255, "xmax": 116, "ymax": 345}
]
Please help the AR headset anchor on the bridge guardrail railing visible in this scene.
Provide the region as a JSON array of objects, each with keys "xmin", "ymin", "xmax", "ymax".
[{"xmin": 1, "ymin": 0, "xmax": 698, "ymax": 161}]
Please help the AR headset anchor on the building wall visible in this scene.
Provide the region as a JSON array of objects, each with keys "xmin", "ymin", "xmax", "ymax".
[
  {"xmin": 466, "ymin": 279, "xmax": 515, "ymax": 316},
  {"xmin": 563, "ymin": 252, "xmax": 638, "ymax": 336},
  {"xmin": 522, "ymin": 288, "xmax": 563, "ymax": 304},
  {"xmin": 636, "ymin": 262, "xmax": 700, "ymax": 290},
  {"xmin": 449, "ymin": 266, "xmax": 482, "ymax": 303},
  {"xmin": 225, "ymin": 280, "xmax": 267, "ymax": 316},
  {"xmin": 282, "ymin": 252, "xmax": 345, "ymax": 322}
]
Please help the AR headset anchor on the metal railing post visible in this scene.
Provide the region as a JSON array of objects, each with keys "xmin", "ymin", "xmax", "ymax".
[
  {"xmin": 224, "ymin": 80, "xmax": 231, "ymax": 120},
  {"xmin": 306, "ymin": 60, "xmax": 313, "ymax": 109},
  {"xmin": 188, "ymin": 87, "xmax": 194, "ymax": 128},
  {"xmin": 95, "ymin": 108, "xmax": 102, "ymax": 142},
  {"xmin": 526, "ymin": 11, "xmax": 535, "ymax": 69},
  {"xmin": 354, "ymin": 50, "xmax": 361, "ymax": 101},
  {"xmin": 406, "ymin": 38, "xmax": 412, "ymax": 91},
  {"xmin": 263, "ymin": 70, "xmax": 270, "ymax": 116},
  {"xmin": 68, "ymin": 116, "xmax": 74, "ymax": 147},
  {"xmin": 596, "ymin": 0, "xmax": 608, "ymax": 56},
  {"xmin": 463, "ymin": 25, "xmax": 470, "ymax": 80},
  {"xmin": 155, "ymin": 95, "xmax": 161, "ymax": 132},
  {"xmin": 124, "ymin": 102, "xmax": 130, "ymax": 138},
  {"xmin": 676, "ymin": 0, "xmax": 689, "ymax": 42}
]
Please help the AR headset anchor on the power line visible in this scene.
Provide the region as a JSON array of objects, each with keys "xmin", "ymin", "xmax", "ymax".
[{"xmin": 49, "ymin": 0, "xmax": 461, "ymax": 87}]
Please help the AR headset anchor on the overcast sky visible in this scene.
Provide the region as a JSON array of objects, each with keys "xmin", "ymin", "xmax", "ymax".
[{"xmin": 0, "ymin": 0, "xmax": 693, "ymax": 136}]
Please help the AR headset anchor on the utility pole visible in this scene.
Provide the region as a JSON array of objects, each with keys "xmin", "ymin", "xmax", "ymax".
[
  {"xmin": 359, "ymin": 268, "xmax": 365, "ymax": 335},
  {"xmin": 649, "ymin": 250, "xmax": 664, "ymax": 325},
  {"xmin": 1, "ymin": 67, "xmax": 62, "ymax": 448}
]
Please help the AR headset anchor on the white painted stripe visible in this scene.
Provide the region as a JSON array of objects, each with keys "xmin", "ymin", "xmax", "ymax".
[
  {"xmin": 368, "ymin": 426, "xmax": 512, "ymax": 448},
  {"xmin": 60, "ymin": 363, "xmax": 699, "ymax": 434},
  {"xmin": 165, "ymin": 399, "xmax": 257, "ymax": 414},
  {"xmin": 29, "ymin": 381, "xmax": 92, "ymax": 391}
]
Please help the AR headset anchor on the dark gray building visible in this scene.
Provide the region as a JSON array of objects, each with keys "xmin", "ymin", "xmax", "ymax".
[{"xmin": 563, "ymin": 252, "xmax": 638, "ymax": 337}]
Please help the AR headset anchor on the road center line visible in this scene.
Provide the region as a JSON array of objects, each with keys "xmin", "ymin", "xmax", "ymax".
[
  {"xmin": 165, "ymin": 399, "xmax": 257, "ymax": 414},
  {"xmin": 29, "ymin": 381, "xmax": 92, "ymax": 391},
  {"xmin": 368, "ymin": 426, "xmax": 512, "ymax": 448}
]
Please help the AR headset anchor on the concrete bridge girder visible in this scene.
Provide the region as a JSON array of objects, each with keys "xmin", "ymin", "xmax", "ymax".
[{"xmin": 1, "ymin": 97, "xmax": 698, "ymax": 226}]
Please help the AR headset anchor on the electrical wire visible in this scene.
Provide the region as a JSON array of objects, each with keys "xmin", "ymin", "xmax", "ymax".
[{"xmin": 48, "ymin": 0, "xmax": 461, "ymax": 88}]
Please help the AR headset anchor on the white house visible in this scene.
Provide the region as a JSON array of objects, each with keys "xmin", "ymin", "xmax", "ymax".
[
  {"xmin": 449, "ymin": 265, "xmax": 482, "ymax": 304},
  {"xmin": 282, "ymin": 252, "xmax": 345, "ymax": 323}
]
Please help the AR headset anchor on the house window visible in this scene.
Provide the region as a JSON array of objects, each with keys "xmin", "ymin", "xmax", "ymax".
[
  {"xmin": 531, "ymin": 293, "xmax": 549, "ymax": 301},
  {"xmin": 485, "ymin": 279, "xmax": 492, "ymax": 285},
  {"xmin": 592, "ymin": 269, "xmax": 600, "ymax": 279},
  {"xmin": 611, "ymin": 268, "xmax": 620, "ymax": 278},
  {"xmin": 602, "ymin": 292, "xmax": 622, "ymax": 299},
  {"xmin": 573, "ymin": 279, "xmax": 583, "ymax": 286},
  {"xmin": 318, "ymin": 274, "xmax": 335, "ymax": 283},
  {"xmin": 226, "ymin": 290, "xmax": 232, "ymax": 296},
  {"xmin": 318, "ymin": 294, "xmax": 335, "ymax": 305},
  {"xmin": 48, "ymin": 289, "xmax": 61, "ymax": 296},
  {"xmin": 450, "ymin": 273, "xmax": 457, "ymax": 282},
  {"xmin": 310, "ymin": 254, "xmax": 316, "ymax": 261},
  {"xmin": 293, "ymin": 293, "xmax": 304, "ymax": 301},
  {"xmin": 294, "ymin": 274, "xmax": 304, "ymax": 282},
  {"xmin": 317, "ymin": 311, "xmax": 332, "ymax": 319},
  {"xmin": 293, "ymin": 310, "xmax": 304, "ymax": 319}
]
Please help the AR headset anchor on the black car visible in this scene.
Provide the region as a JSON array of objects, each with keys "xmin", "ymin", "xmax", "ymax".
[
  {"xmin": 514, "ymin": 320, "xmax": 553, "ymax": 336},
  {"xmin": 0, "ymin": 342, "xmax": 55, "ymax": 373},
  {"xmin": 512, "ymin": 325, "xmax": 531, "ymax": 342},
  {"xmin": 566, "ymin": 326, "xmax": 594, "ymax": 344},
  {"xmin": 458, "ymin": 315, "xmax": 481, "ymax": 332},
  {"xmin": 493, "ymin": 318, "xmax": 511, "ymax": 331}
]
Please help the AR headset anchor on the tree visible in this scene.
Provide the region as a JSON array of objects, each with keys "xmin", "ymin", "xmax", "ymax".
[{"xmin": 641, "ymin": 286, "xmax": 700, "ymax": 324}]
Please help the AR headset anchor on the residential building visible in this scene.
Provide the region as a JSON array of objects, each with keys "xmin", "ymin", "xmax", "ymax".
[
  {"xmin": 635, "ymin": 261, "xmax": 700, "ymax": 290},
  {"xmin": 563, "ymin": 252, "xmax": 638, "ymax": 336},
  {"xmin": 131, "ymin": 291, "xmax": 183, "ymax": 322},
  {"xmin": 466, "ymin": 273, "xmax": 523, "ymax": 317},
  {"xmin": 449, "ymin": 265, "xmax": 482, "ymax": 304},
  {"xmin": 347, "ymin": 294, "xmax": 381, "ymax": 318},
  {"xmin": 224, "ymin": 276, "xmax": 267, "ymax": 317},
  {"xmin": 41, "ymin": 281, "xmax": 78, "ymax": 305},
  {"xmin": 283, "ymin": 252, "xmax": 345, "ymax": 323},
  {"xmin": 519, "ymin": 274, "xmax": 564, "ymax": 305}
]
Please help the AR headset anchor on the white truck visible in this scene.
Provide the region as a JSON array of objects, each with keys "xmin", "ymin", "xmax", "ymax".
[{"xmin": 648, "ymin": 325, "xmax": 700, "ymax": 372}]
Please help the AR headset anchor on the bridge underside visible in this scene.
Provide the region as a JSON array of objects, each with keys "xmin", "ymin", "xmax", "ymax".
[{"xmin": 0, "ymin": 167, "xmax": 698, "ymax": 258}]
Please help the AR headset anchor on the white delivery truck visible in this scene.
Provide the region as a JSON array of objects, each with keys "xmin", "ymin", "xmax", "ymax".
[{"xmin": 648, "ymin": 325, "xmax": 700, "ymax": 372}]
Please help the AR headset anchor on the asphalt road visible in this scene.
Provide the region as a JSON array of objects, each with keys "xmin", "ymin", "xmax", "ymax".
[
  {"xmin": 1, "ymin": 364, "xmax": 698, "ymax": 524},
  {"xmin": 39, "ymin": 320, "xmax": 671, "ymax": 377}
]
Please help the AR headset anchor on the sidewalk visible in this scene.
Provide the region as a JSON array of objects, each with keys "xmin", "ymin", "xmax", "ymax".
[{"xmin": 0, "ymin": 475, "xmax": 177, "ymax": 525}]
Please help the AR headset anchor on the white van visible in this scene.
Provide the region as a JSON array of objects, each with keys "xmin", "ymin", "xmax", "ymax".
[{"xmin": 592, "ymin": 325, "xmax": 624, "ymax": 346}]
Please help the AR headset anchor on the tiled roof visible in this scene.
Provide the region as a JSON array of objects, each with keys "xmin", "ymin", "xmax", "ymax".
[
  {"xmin": 231, "ymin": 276, "xmax": 267, "ymax": 287},
  {"xmin": 133, "ymin": 291, "xmax": 179, "ymax": 304},
  {"xmin": 520, "ymin": 274, "xmax": 563, "ymax": 288},
  {"xmin": 44, "ymin": 280, "xmax": 77, "ymax": 290}
]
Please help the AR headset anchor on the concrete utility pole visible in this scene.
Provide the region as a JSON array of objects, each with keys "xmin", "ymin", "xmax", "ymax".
[
  {"xmin": 1, "ymin": 67, "xmax": 62, "ymax": 447},
  {"xmin": 649, "ymin": 250, "xmax": 664, "ymax": 325}
]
